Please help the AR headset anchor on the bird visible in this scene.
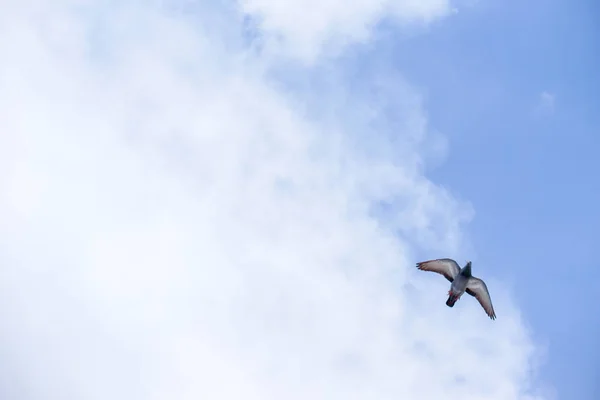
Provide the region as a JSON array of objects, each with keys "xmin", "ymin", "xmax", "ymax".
[{"xmin": 416, "ymin": 258, "xmax": 496, "ymax": 320}]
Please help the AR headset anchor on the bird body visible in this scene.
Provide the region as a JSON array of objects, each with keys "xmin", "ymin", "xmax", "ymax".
[{"xmin": 416, "ymin": 258, "xmax": 496, "ymax": 320}]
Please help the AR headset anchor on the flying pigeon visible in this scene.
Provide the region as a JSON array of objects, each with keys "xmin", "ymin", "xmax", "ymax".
[{"xmin": 416, "ymin": 258, "xmax": 496, "ymax": 320}]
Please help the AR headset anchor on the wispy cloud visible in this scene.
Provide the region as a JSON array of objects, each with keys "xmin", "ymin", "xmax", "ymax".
[
  {"xmin": 534, "ymin": 90, "xmax": 556, "ymax": 116},
  {"xmin": 0, "ymin": 1, "xmax": 546, "ymax": 399}
]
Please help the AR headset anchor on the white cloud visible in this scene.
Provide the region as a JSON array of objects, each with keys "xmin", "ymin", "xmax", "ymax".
[
  {"xmin": 240, "ymin": 0, "xmax": 453, "ymax": 62},
  {"xmin": 0, "ymin": 1, "xmax": 547, "ymax": 400}
]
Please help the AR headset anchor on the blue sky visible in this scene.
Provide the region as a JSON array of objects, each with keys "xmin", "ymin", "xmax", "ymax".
[{"xmin": 386, "ymin": 0, "xmax": 599, "ymax": 398}]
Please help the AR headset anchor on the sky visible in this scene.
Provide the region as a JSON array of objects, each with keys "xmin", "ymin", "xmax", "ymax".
[
  {"xmin": 386, "ymin": 1, "xmax": 600, "ymax": 398},
  {"xmin": 0, "ymin": 0, "xmax": 596, "ymax": 399}
]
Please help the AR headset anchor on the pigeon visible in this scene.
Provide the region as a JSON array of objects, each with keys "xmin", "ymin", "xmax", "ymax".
[{"xmin": 416, "ymin": 258, "xmax": 496, "ymax": 320}]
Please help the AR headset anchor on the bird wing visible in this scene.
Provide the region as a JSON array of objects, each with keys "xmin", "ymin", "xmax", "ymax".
[
  {"xmin": 466, "ymin": 277, "xmax": 496, "ymax": 320},
  {"xmin": 415, "ymin": 258, "xmax": 461, "ymax": 283}
]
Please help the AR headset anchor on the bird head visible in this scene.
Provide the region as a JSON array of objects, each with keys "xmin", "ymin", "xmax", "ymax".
[{"xmin": 463, "ymin": 261, "xmax": 472, "ymax": 276}]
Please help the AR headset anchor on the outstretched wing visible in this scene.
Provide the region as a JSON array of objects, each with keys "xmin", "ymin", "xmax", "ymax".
[
  {"xmin": 466, "ymin": 277, "xmax": 496, "ymax": 320},
  {"xmin": 416, "ymin": 258, "xmax": 461, "ymax": 283}
]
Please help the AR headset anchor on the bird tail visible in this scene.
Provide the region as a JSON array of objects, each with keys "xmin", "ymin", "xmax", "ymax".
[{"xmin": 446, "ymin": 292, "xmax": 459, "ymax": 308}]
